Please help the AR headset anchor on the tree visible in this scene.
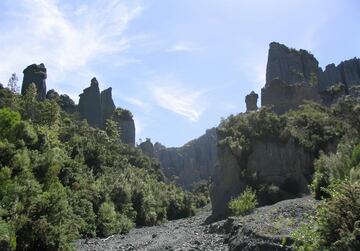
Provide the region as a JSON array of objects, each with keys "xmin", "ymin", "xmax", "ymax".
[{"xmin": 7, "ymin": 73, "xmax": 19, "ymax": 94}]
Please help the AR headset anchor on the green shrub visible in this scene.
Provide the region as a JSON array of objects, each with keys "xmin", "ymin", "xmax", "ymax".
[
  {"xmin": 293, "ymin": 181, "xmax": 360, "ymax": 250},
  {"xmin": 97, "ymin": 201, "xmax": 134, "ymax": 237},
  {"xmin": 291, "ymin": 219, "xmax": 320, "ymax": 251},
  {"xmin": 228, "ymin": 187, "xmax": 258, "ymax": 216},
  {"xmin": 316, "ymin": 181, "xmax": 360, "ymax": 250}
]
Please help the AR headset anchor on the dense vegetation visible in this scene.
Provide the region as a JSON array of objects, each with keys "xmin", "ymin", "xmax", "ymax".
[{"xmin": 0, "ymin": 84, "xmax": 202, "ymax": 250}]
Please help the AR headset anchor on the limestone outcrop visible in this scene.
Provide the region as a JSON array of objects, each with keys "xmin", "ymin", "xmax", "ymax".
[
  {"xmin": 245, "ymin": 91, "xmax": 258, "ymax": 112},
  {"xmin": 149, "ymin": 128, "xmax": 218, "ymax": 188},
  {"xmin": 21, "ymin": 63, "xmax": 47, "ymax": 100},
  {"xmin": 263, "ymin": 42, "xmax": 360, "ymax": 113},
  {"xmin": 100, "ymin": 87, "xmax": 116, "ymax": 127},
  {"xmin": 266, "ymin": 42, "xmax": 319, "ymax": 86},
  {"xmin": 78, "ymin": 78, "xmax": 135, "ymax": 145},
  {"xmin": 78, "ymin": 78, "xmax": 102, "ymax": 127},
  {"xmin": 139, "ymin": 138, "xmax": 155, "ymax": 158},
  {"xmin": 210, "ymin": 138, "xmax": 313, "ymax": 219},
  {"xmin": 261, "ymin": 79, "xmax": 321, "ymax": 114},
  {"xmin": 112, "ymin": 108, "xmax": 135, "ymax": 145},
  {"xmin": 319, "ymin": 58, "xmax": 360, "ymax": 91}
]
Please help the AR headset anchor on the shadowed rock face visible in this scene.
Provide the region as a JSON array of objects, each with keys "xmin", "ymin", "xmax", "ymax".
[
  {"xmin": 146, "ymin": 128, "xmax": 218, "ymax": 188},
  {"xmin": 266, "ymin": 42, "xmax": 319, "ymax": 86},
  {"xmin": 78, "ymin": 79, "xmax": 135, "ymax": 145},
  {"xmin": 21, "ymin": 63, "xmax": 47, "ymax": 100},
  {"xmin": 112, "ymin": 108, "xmax": 135, "ymax": 146},
  {"xmin": 245, "ymin": 91, "xmax": 258, "ymax": 112},
  {"xmin": 210, "ymin": 139, "xmax": 314, "ymax": 219},
  {"xmin": 261, "ymin": 79, "xmax": 321, "ymax": 114},
  {"xmin": 319, "ymin": 58, "xmax": 360, "ymax": 91},
  {"xmin": 139, "ymin": 139, "xmax": 155, "ymax": 158},
  {"xmin": 100, "ymin": 87, "xmax": 116, "ymax": 127},
  {"xmin": 78, "ymin": 78, "xmax": 102, "ymax": 127}
]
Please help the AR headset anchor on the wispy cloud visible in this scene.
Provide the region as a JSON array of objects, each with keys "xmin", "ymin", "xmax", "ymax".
[
  {"xmin": 0, "ymin": 0, "xmax": 142, "ymax": 92},
  {"xmin": 121, "ymin": 96, "xmax": 152, "ymax": 112},
  {"xmin": 149, "ymin": 75, "xmax": 205, "ymax": 122},
  {"xmin": 167, "ymin": 42, "xmax": 201, "ymax": 53}
]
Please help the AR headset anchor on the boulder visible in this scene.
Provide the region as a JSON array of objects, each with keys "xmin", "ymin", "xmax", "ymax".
[
  {"xmin": 245, "ymin": 91, "xmax": 258, "ymax": 112},
  {"xmin": 21, "ymin": 63, "xmax": 47, "ymax": 100}
]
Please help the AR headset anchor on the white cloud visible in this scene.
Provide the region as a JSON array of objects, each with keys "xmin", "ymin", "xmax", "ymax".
[
  {"xmin": 167, "ymin": 42, "xmax": 201, "ymax": 52},
  {"xmin": 149, "ymin": 75, "xmax": 205, "ymax": 122},
  {"xmin": 0, "ymin": 0, "xmax": 142, "ymax": 92}
]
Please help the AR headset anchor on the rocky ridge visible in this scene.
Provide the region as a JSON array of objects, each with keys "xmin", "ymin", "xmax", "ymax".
[{"xmin": 140, "ymin": 128, "xmax": 217, "ymax": 188}]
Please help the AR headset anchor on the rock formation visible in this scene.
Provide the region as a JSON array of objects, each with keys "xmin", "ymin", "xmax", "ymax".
[
  {"xmin": 21, "ymin": 63, "xmax": 47, "ymax": 100},
  {"xmin": 112, "ymin": 108, "xmax": 136, "ymax": 145},
  {"xmin": 139, "ymin": 138, "xmax": 155, "ymax": 158},
  {"xmin": 261, "ymin": 79, "xmax": 321, "ymax": 114},
  {"xmin": 245, "ymin": 91, "xmax": 258, "ymax": 112},
  {"xmin": 150, "ymin": 128, "xmax": 218, "ymax": 188},
  {"xmin": 319, "ymin": 58, "xmax": 360, "ymax": 91},
  {"xmin": 266, "ymin": 42, "xmax": 319, "ymax": 86},
  {"xmin": 100, "ymin": 88, "xmax": 116, "ymax": 127},
  {"xmin": 78, "ymin": 78, "xmax": 102, "ymax": 127},
  {"xmin": 210, "ymin": 138, "xmax": 313, "ymax": 219},
  {"xmin": 78, "ymin": 78, "xmax": 135, "ymax": 145},
  {"xmin": 262, "ymin": 42, "xmax": 360, "ymax": 113}
]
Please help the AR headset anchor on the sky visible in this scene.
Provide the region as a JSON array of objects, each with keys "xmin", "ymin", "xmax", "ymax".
[{"xmin": 0, "ymin": 0, "xmax": 359, "ymax": 147}]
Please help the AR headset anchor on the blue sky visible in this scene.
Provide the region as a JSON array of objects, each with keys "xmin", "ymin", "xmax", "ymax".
[{"xmin": 0, "ymin": 0, "xmax": 359, "ymax": 146}]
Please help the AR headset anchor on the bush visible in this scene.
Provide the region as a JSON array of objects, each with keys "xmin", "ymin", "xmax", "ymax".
[
  {"xmin": 316, "ymin": 181, "xmax": 360, "ymax": 250},
  {"xmin": 97, "ymin": 201, "xmax": 134, "ymax": 237},
  {"xmin": 228, "ymin": 187, "xmax": 258, "ymax": 216},
  {"xmin": 293, "ymin": 181, "xmax": 360, "ymax": 250}
]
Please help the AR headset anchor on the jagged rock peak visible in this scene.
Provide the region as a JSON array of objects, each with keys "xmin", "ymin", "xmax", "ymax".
[
  {"xmin": 139, "ymin": 138, "xmax": 155, "ymax": 158},
  {"xmin": 266, "ymin": 42, "xmax": 319, "ymax": 86},
  {"xmin": 78, "ymin": 78, "xmax": 102, "ymax": 127},
  {"xmin": 21, "ymin": 63, "xmax": 47, "ymax": 100},
  {"xmin": 245, "ymin": 91, "xmax": 258, "ymax": 112},
  {"xmin": 90, "ymin": 77, "xmax": 99, "ymax": 87}
]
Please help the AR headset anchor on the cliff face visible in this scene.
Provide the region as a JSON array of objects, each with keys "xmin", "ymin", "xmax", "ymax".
[
  {"xmin": 100, "ymin": 87, "xmax": 116, "ymax": 128},
  {"xmin": 266, "ymin": 42, "xmax": 319, "ymax": 86},
  {"xmin": 112, "ymin": 108, "xmax": 136, "ymax": 145},
  {"xmin": 146, "ymin": 128, "xmax": 218, "ymax": 188},
  {"xmin": 262, "ymin": 79, "xmax": 321, "ymax": 114},
  {"xmin": 78, "ymin": 78, "xmax": 135, "ymax": 145},
  {"xmin": 21, "ymin": 63, "xmax": 47, "ymax": 100},
  {"xmin": 211, "ymin": 138, "xmax": 314, "ymax": 219},
  {"xmin": 319, "ymin": 58, "xmax": 360, "ymax": 91}
]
